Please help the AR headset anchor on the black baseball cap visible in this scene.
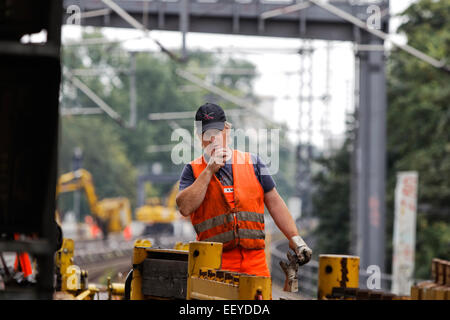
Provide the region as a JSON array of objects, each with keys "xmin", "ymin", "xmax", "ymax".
[{"xmin": 195, "ymin": 102, "xmax": 227, "ymax": 134}]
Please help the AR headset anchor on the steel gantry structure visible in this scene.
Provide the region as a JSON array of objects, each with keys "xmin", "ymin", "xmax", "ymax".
[{"xmin": 62, "ymin": 0, "xmax": 391, "ymax": 287}]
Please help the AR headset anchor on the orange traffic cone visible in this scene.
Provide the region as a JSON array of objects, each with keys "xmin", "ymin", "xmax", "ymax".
[
  {"xmin": 13, "ymin": 233, "xmax": 33, "ymax": 277},
  {"xmin": 123, "ymin": 225, "xmax": 132, "ymax": 241},
  {"xmin": 85, "ymin": 216, "xmax": 101, "ymax": 239},
  {"xmin": 14, "ymin": 252, "xmax": 33, "ymax": 277}
]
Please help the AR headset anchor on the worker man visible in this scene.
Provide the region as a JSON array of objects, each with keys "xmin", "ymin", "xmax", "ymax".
[{"xmin": 176, "ymin": 102, "xmax": 312, "ymax": 277}]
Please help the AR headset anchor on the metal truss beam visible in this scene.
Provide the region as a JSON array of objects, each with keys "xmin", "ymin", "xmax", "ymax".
[{"xmin": 63, "ymin": 0, "xmax": 390, "ymax": 42}]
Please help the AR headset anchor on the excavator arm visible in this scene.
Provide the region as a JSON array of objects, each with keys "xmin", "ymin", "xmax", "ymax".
[
  {"xmin": 55, "ymin": 169, "xmax": 132, "ymax": 239},
  {"xmin": 55, "ymin": 169, "xmax": 109, "ymax": 237},
  {"xmin": 56, "ymin": 169, "xmax": 100, "ymax": 215}
]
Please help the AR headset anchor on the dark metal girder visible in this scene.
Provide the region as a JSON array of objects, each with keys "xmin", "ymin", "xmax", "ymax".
[{"xmin": 63, "ymin": 0, "xmax": 389, "ymax": 41}]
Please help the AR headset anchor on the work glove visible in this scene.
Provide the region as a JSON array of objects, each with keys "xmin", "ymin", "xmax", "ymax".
[
  {"xmin": 280, "ymin": 251, "xmax": 299, "ymax": 292},
  {"xmin": 289, "ymin": 235, "xmax": 312, "ymax": 266}
]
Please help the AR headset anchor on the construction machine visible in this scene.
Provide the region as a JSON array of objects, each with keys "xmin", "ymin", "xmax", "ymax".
[
  {"xmin": 125, "ymin": 240, "xmax": 272, "ymax": 300},
  {"xmin": 54, "ymin": 238, "xmax": 126, "ymax": 300},
  {"xmin": 56, "ymin": 169, "xmax": 132, "ymax": 239},
  {"xmin": 135, "ymin": 181, "xmax": 180, "ymax": 235}
]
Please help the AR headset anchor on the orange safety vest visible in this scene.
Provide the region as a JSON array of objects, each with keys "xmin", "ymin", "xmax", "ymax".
[{"xmin": 190, "ymin": 149, "xmax": 265, "ymax": 251}]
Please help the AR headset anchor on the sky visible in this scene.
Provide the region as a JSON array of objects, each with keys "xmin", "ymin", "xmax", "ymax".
[{"xmin": 58, "ymin": 0, "xmax": 416, "ymax": 149}]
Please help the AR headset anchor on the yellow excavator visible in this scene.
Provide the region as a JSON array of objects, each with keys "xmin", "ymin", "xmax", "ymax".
[
  {"xmin": 55, "ymin": 169, "xmax": 132, "ymax": 239},
  {"xmin": 135, "ymin": 181, "xmax": 180, "ymax": 235}
]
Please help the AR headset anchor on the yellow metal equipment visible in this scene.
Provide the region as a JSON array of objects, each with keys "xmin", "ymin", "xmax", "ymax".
[
  {"xmin": 107, "ymin": 277, "xmax": 125, "ymax": 300},
  {"xmin": 55, "ymin": 238, "xmax": 75, "ymax": 292},
  {"xmin": 54, "ymin": 238, "xmax": 127, "ymax": 300},
  {"xmin": 136, "ymin": 181, "xmax": 180, "ymax": 226},
  {"xmin": 55, "ymin": 238, "xmax": 99, "ymax": 300},
  {"xmin": 174, "ymin": 242, "xmax": 190, "ymax": 251},
  {"xmin": 128, "ymin": 240, "xmax": 271, "ymax": 300},
  {"xmin": 129, "ymin": 239, "xmax": 152, "ymax": 300},
  {"xmin": 187, "ymin": 242, "xmax": 271, "ymax": 300},
  {"xmin": 318, "ymin": 254, "xmax": 360, "ymax": 300},
  {"xmin": 56, "ymin": 168, "xmax": 132, "ymax": 238}
]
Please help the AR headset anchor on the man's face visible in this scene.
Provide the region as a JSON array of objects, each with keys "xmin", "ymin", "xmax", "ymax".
[{"xmin": 201, "ymin": 128, "xmax": 227, "ymax": 157}]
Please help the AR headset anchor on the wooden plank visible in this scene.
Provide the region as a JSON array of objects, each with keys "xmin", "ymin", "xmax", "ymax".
[
  {"xmin": 430, "ymin": 286, "xmax": 448, "ymax": 300},
  {"xmin": 445, "ymin": 261, "xmax": 450, "ymax": 286},
  {"xmin": 437, "ymin": 259, "xmax": 446, "ymax": 285},
  {"xmin": 412, "ymin": 281, "xmax": 435, "ymax": 300},
  {"xmin": 410, "ymin": 285, "xmax": 420, "ymax": 300},
  {"xmin": 431, "ymin": 259, "xmax": 439, "ymax": 282}
]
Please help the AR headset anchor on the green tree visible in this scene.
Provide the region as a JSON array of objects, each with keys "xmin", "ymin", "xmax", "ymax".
[
  {"xmin": 386, "ymin": 0, "xmax": 450, "ymax": 279},
  {"xmin": 311, "ymin": 119, "xmax": 353, "ymax": 256}
]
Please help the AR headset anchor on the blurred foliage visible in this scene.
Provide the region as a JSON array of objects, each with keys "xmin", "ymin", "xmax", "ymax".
[
  {"xmin": 58, "ymin": 116, "xmax": 137, "ymax": 215},
  {"xmin": 311, "ymin": 0, "xmax": 449, "ymax": 280},
  {"xmin": 311, "ymin": 132, "xmax": 352, "ymax": 256},
  {"xmin": 386, "ymin": 0, "xmax": 450, "ymax": 279},
  {"xmin": 58, "ymin": 29, "xmax": 295, "ymax": 221}
]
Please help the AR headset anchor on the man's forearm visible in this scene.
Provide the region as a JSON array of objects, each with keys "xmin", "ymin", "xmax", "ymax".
[
  {"xmin": 176, "ymin": 168, "xmax": 213, "ymax": 216},
  {"xmin": 264, "ymin": 188, "xmax": 299, "ymax": 239}
]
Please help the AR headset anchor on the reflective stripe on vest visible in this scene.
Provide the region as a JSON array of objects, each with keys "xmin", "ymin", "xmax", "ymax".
[
  {"xmin": 203, "ymin": 228, "xmax": 266, "ymax": 243},
  {"xmin": 193, "ymin": 211, "xmax": 264, "ymax": 234}
]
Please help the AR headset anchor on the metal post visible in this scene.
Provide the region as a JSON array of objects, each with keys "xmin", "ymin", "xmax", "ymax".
[
  {"xmin": 367, "ymin": 34, "xmax": 387, "ymax": 280},
  {"xmin": 129, "ymin": 51, "xmax": 137, "ymax": 128},
  {"xmin": 72, "ymin": 147, "xmax": 83, "ymax": 238},
  {"xmin": 296, "ymin": 41, "xmax": 314, "ymax": 218},
  {"xmin": 142, "ymin": 0, "xmax": 149, "ymax": 28},
  {"xmin": 356, "ymin": 42, "xmax": 369, "ymax": 275},
  {"xmin": 137, "ymin": 174, "xmax": 145, "ymax": 208},
  {"xmin": 180, "ymin": 0, "xmax": 189, "ymax": 61},
  {"xmin": 356, "ymin": 32, "xmax": 386, "ymax": 284},
  {"xmin": 322, "ymin": 41, "xmax": 331, "ymax": 153},
  {"xmin": 350, "ymin": 46, "xmax": 360, "ymax": 257}
]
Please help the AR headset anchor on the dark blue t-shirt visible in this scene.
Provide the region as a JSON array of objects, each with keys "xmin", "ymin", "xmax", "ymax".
[{"xmin": 178, "ymin": 153, "xmax": 276, "ymax": 193}]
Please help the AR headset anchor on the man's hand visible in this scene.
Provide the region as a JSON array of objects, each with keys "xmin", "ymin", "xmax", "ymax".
[
  {"xmin": 206, "ymin": 147, "xmax": 227, "ymax": 174},
  {"xmin": 289, "ymin": 235, "xmax": 312, "ymax": 266}
]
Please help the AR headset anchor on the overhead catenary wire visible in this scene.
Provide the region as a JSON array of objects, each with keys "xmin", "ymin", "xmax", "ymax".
[
  {"xmin": 61, "ymin": 107, "xmax": 103, "ymax": 116},
  {"xmin": 174, "ymin": 68, "xmax": 285, "ymax": 129},
  {"xmin": 261, "ymin": 1, "xmax": 312, "ymax": 20},
  {"xmin": 101, "ymin": 0, "xmax": 182, "ymax": 62},
  {"xmin": 307, "ymin": 0, "xmax": 450, "ymax": 73},
  {"xmin": 148, "ymin": 109, "xmax": 247, "ymax": 121},
  {"xmin": 63, "ymin": 67, "xmax": 128, "ymax": 128},
  {"xmin": 63, "ymin": 35, "xmax": 145, "ymax": 47}
]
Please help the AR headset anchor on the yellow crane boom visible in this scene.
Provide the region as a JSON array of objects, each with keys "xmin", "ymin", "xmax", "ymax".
[{"xmin": 56, "ymin": 169, "xmax": 132, "ymax": 238}]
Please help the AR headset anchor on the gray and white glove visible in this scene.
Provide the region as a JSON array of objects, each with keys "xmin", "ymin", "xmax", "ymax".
[
  {"xmin": 280, "ymin": 251, "xmax": 299, "ymax": 292},
  {"xmin": 289, "ymin": 235, "xmax": 312, "ymax": 266}
]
